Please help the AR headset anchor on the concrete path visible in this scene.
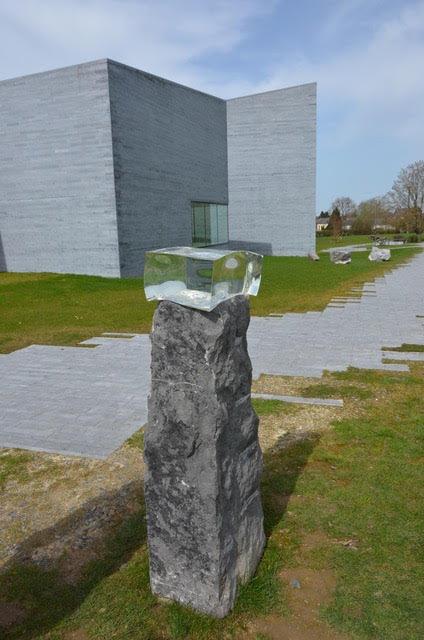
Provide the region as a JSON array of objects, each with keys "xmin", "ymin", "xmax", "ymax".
[
  {"xmin": 248, "ymin": 256, "xmax": 424, "ymax": 378},
  {"xmin": 1, "ymin": 250, "xmax": 423, "ymax": 458},
  {"xmin": 251, "ymin": 394, "xmax": 343, "ymax": 407}
]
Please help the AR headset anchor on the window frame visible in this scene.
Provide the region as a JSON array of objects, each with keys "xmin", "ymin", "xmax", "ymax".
[{"xmin": 191, "ymin": 201, "xmax": 229, "ymax": 248}]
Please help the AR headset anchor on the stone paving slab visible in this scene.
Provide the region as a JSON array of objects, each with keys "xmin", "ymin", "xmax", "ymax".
[
  {"xmin": 0, "ymin": 336, "xmax": 151, "ymax": 459},
  {"xmin": 252, "ymin": 393, "xmax": 343, "ymax": 407},
  {"xmin": 1, "ymin": 250, "xmax": 423, "ymax": 458},
  {"xmin": 382, "ymin": 351, "xmax": 424, "ymax": 361}
]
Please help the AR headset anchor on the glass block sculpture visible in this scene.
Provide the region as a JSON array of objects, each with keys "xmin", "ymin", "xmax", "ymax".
[{"xmin": 144, "ymin": 247, "xmax": 263, "ymax": 311}]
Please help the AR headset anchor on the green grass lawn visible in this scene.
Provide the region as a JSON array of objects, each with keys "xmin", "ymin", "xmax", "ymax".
[
  {"xmin": 0, "ymin": 247, "xmax": 419, "ymax": 353},
  {"xmin": 315, "ymin": 234, "xmax": 372, "ymax": 251},
  {"xmin": 2, "ymin": 364, "xmax": 424, "ymax": 639},
  {"xmin": 315, "ymin": 233, "xmax": 418, "ymax": 252},
  {"xmin": 1, "ymin": 247, "xmax": 423, "ymax": 638}
]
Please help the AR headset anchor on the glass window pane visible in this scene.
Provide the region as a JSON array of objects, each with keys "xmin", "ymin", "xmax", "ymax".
[
  {"xmin": 204, "ymin": 204, "xmax": 212, "ymax": 245},
  {"xmin": 217, "ymin": 205, "xmax": 228, "ymax": 243},
  {"xmin": 191, "ymin": 202, "xmax": 228, "ymax": 247},
  {"xmin": 192, "ymin": 203, "xmax": 206, "ymax": 247},
  {"xmin": 209, "ymin": 204, "xmax": 219, "ymax": 244}
]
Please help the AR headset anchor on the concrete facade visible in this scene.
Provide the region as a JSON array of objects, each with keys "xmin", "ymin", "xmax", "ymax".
[
  {"xmin": 107, "ymin": 61, "xmax": 228, "ymax": 277},
  {"xmin": 0, "ymin": 60, "xmax": 316, "ymax": 277},
  {"xmin": 227, "ymin": 83, "xmax": 317, "ymax": 256},
  {"xmin": 0, "ymin": 60, "xmax": 120, "ymax": 277}
]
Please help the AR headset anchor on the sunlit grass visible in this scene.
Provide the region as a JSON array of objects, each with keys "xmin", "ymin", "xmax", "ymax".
[
  {"xmin": 315, "ymin": 234, "xmax": 372, "ymax": 251},
  {"xmin": 2, "ymin": 366, "xmax": 424, "ymax": 639},
  {"xmin": 0, "ymin": 248, "xmax": 419, "ymax": 353}
]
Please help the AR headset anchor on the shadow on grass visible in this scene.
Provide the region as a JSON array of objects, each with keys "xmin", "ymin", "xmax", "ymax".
[
  {"xmin": 261, "ymin": 431, "xmax": 320, "ymax": 538},
  {"xmin": 1, "ymin": 432, "xmax": 320, "ymax": 639},
  {"xmin": 0, "ymin": 480, "xmax": 147, "ymax": 639},
  {"xmin": 232, "ymin": 430, "xmax": 320, "ymax": 627}
]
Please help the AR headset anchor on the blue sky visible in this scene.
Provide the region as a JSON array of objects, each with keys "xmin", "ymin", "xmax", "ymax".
[{"xmin": 1, "ymin": 0, "xmax": 423, "ymax": 212}]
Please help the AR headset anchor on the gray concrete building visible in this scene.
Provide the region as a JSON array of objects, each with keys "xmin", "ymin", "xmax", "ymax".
[
  {"xmin": 0, "ymin": 59, "xmax": 316, "ymax": 277},
  {"xmin": 227, "ymin": 84, "xmax": 316, "ymax": 256}
]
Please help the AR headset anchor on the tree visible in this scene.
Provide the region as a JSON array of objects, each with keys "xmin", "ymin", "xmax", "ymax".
[
  {"xmin": 388, "ymin": 161, "xmax": 424, "ymax": 233},
  {"xmin": 351, "ymin": 197, "xmax": 393, "ymax": 234},
  {"xmin": 328, "ymin": 207, "xmax": 343, "ymax": 239},
  {"xmin": 319, "ymin": 210, "xmax": 330, "ymax": 218},
  {"xmin": 330, "ymin": 196, "xmax": 356, "ymax": 218},
  {"xmin": 351, "ymin": 200, "xmax": 376, "ymax": 235}
]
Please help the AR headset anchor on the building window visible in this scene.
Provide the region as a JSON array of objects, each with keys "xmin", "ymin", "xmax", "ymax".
[{"xmin": 192, "ymin": 202, "xmax": 228, "ymax": 247}]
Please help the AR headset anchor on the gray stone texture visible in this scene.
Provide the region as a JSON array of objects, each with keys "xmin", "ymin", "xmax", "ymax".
[
  {"xmin": 308, "ymin": 251, "xmax": 320, "ymax": 261},
  {"xmin": 107, "ymin": 61, "xmax": 228, "ymax": 277},
  {"xmin": 226, "ymin": 83, "xmax": 317, "ymax": 256},
  {"xmin": 369, "ymin": 247, "xmax": 391, "ymax": 261},
  {"xmin": 330, "ymin": 248, "xmax": 351, "ymax": 264},
  {"xmin": 144, "ymin": 296, "xmax": 265, "ymax": 617},
  {"xmin": 0, "ymin": 60, "xmax": 120, "ymax": 277},
  {"xmin": 0, "ymin": 59, "xmax": 228, "ymax": 278}
]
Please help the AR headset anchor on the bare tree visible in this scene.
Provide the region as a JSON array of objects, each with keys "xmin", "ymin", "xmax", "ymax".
[
  {"xmin": 389, "ymin": 161, "xmax": 424, "ymax": 233},
  {"xmin": 330, "ymin": 196, "xmax": 357, "ymax": 218}
]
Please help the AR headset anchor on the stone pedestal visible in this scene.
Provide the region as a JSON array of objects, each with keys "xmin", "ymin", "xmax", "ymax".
[{"xmin": 144, "ymin": 295, "xmax": 265, "ymax": 618}]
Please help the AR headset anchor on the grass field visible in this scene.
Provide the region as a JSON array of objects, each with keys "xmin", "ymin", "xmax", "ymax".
[
  {"xmin": 0, "ymin": 247, "xmax": 418, "ymax": 353},
  {"xmin": 315, "ymin": 234, "xmax": 372, "ymax": 251},
  {"xmin": 1, "ymin": 248, "xmax": 423, "ymax": 638},
  {"xmin": 315, "ymin": 233, "xmax": 418, "ymax": 252},
  {"xmin": 1, "ymin": 360, "xmax": 424, "ymax": 639}
]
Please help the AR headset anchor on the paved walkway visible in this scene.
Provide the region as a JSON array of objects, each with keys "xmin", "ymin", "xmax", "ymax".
[{"xmin": 1, "ymin": 251, "xmax": 423, "ymax": 458}]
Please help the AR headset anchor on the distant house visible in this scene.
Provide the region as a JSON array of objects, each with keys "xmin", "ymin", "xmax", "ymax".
[
  {"xmin": 373, "ymin": 218, "xmax": 396, "ymax": 232},
  {"xmin": 342, "ymin": 216, "xmax": 356, "ymax": 232},
  {"xmin": 316, "ymin": 217, "xmax": 329, "ymax": 232}
]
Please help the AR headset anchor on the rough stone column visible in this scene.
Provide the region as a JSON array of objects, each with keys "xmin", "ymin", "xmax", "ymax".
[{"xmin": 144, "ymin": 295, "xmax": 266, "ymax": 618}]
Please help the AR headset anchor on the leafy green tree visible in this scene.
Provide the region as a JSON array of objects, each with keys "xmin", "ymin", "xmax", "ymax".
[{"xmin": 351, "ymin": 207, "xmax": 374, "ymax": 234}]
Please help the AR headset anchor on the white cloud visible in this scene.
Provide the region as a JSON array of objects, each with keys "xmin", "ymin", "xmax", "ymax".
[
  {"xmin": 0, "ymin": 0, "xmax": 275, "ymax": 86},
  {"xmin": 226, "ymin": 1, "xmax": 424, "ymax": 148},
  {"xmin": 1, "ymin": 0, "xmax": 422, "ymax": 208}
]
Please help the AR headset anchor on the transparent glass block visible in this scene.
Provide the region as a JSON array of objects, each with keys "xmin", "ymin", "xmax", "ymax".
[{"xmin": 144, "ymin": 247, "xmax": 263, "ymax": 311}]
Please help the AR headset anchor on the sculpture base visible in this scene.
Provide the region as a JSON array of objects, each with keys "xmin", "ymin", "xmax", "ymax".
[{"xmin": 144, "ymin": 295, "xmax": 265, "ymax": 618}]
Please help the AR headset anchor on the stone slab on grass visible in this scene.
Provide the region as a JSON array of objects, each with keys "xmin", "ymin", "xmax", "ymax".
[{"xmin": 252, "ymin": 393, "xmax": 343, "ymax": 407}]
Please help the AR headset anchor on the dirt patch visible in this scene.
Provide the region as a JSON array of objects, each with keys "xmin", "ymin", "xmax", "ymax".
[
  {"xmin": 63, "ymin": 629, "xmax": 89, "ymax": 640},
  {"xmin": 300, "ymin": 529, "xmax": 331, "ymax": 550},
  {"xmin": 253, "ymin": 374, "xmax": 364, "ymax": 421},
  {"xmin": 0, "ymin": 600, "xmax": 28, "ymax": 629},
  {"xmin": 245, "ymin": 527, "xmax": 347, "ymax": 640},
  {"xmin": 252, "ymin": 374, "xmax": 322, "ymax": 397},
  {"xmin": 0, "ymin": 443, "xmax": 144, "ymax": 575},
  {"xmin": 273, "ymin": 494, "xmax": 291, "ymax": 509},
  {"xmin": 247, "ymin": 568, "xmax": 348, "ymax": 639},
  {"xmin": 294, "ymin": 529, "xmax": 333, "ymax": 566},
  {"xmin": 258, "ymin": 403, "xmax": 341, "ymax": 453},
  {"xmin": 60, "ymin": 547, "xmax": 101, "ymax": 585}
]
